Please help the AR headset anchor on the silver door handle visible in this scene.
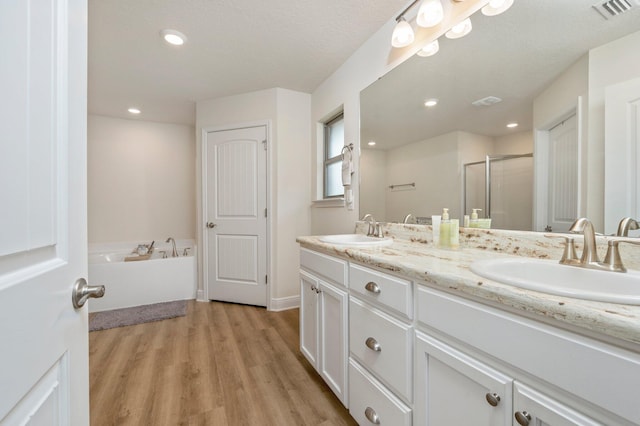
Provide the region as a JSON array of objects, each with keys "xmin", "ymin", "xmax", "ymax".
[
  {"xmin": 72, "ymin": 278, "xmax": 105, "ymax": 309},
  {"xmin": 364, "ymin": 407, "xmax": 380, "ymax": 424},
  {"xmin": 206, "ymin": 222, "xmax": 217, "ymax": 229},
  {"xmin": 365, "ymin": 337, "xmax": 382, "ymax": 352},
  {"xmin": 364, "ymin": 281, "xmax": 381, "ymax": 294}
]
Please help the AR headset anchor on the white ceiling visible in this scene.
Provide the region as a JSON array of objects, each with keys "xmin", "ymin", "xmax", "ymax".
[
  {"xmin": 88, "ymin": 0, "xmax": 408, "ymax": 125},
  {"xmin": 361, "ymin": 0, "xmax": 640, "ymax": 150}
]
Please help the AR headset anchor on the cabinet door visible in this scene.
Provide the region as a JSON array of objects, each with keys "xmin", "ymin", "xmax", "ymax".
[
  {"xmin": 513, "ymin": 382, "xmax": 604, "ymax": 426},
  {"xmin": 318, "ymin": 279, "xmax": 349, "ymax": 405},
  {"xmin": 415, "ymin": 331, "xmax": 513, "ymax": 426},
  {"xmin": 300, "ymin": 271, "xmax": 319, "ymax": 368}
]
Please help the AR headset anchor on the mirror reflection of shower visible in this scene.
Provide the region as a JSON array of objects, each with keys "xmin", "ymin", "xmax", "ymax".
[{"xmin": 464, "ymin": 154, "xmax": 534, "ymax": 231}]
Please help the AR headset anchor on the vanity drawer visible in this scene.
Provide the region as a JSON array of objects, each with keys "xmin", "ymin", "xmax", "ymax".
[
  {"xmin": 349, "ymin": 358, "xmax": 411, "ymax": 426},
  {"xmin": 300, "ymin": 248, "xmax": 347, "ymax": 287},
  {"xmin": 349, "ymin": 297, "xmax": 412, "ymax": 401},
  {"xmin": 350, "ymin": 263, "xmax": 412, "ymax": 318}
]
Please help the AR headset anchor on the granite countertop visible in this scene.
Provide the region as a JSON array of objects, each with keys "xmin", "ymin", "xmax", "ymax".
[{"xmin": 297, "ymin": 233, "xmax": 640, "ymax": 348}]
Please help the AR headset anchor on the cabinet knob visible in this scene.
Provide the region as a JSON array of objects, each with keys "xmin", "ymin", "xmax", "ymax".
[
  {"xmin": 485, "ymin": 392, "xmax": 501, "ymax": 407},
  {"xmin": 515, "ymin": 411, "xmax": 531, "ymax": 426},
  {"xmin": 365, "ymin": 337, "xmax": 382, "ymax": 352},
  {"xmin": 364, "ymin": 406, "xmax": 381, "ymax": 424},
  {"xmin": 365, "ymin": 281, "xmax": 381, "ymax": 294}
]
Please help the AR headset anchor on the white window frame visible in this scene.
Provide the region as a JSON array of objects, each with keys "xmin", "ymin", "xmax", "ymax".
[{"xmin": 323, "ymin": 113, "xmax": 345, "ymax": 199}]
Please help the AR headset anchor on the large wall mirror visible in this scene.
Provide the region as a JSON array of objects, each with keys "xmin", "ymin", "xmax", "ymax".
[{"xmin": 360, "ymin": 0, "xmax": 640, "ymax": 234}]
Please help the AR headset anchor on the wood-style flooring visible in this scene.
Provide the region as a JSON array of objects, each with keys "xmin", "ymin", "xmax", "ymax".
[{"xmin": 89, "ymin": 300, "xmax": 357, "ymax": 426}]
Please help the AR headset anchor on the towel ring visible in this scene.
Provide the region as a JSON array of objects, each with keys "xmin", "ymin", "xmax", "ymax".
[{"xmin": 341, "ymin": 143, "xmax": 354, "ymax": 158}]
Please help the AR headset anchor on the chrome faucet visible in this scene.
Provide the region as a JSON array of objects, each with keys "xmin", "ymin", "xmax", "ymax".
[
  {"xmin": 361, "ymin": 214, "xmax": 383, "ymax": 237},
  {"xmin": 616, "ymin": 217, "xmax": 639, "ymax": 236},
  {"xmin": 568, "ymin": 218, "xmax": 600, "ymax": 265},
  {"xmin": 403, "ymin": 213, "xmax": 416, "ymax": 224},
  {"xmin": 166, "ymin": 237, "xmax": 178, "ymax": 257}
]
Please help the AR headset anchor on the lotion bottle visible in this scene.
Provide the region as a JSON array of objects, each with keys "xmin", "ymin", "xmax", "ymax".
[
  {"xmin": 470, "ymin": 208, "xmax": 482, "ymax": 228},
  {"xmin": 439, "ymin": 208, "xmax": 451, "ymax": 248}
]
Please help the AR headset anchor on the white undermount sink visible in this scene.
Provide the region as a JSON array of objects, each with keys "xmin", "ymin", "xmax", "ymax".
[
  {"xmin": 319, "ymin": 234, "xmax": 393, "ymax": 247},
  {"xmin": 470, "ymin": 258, "xmax": 640, "ymax": 305}
]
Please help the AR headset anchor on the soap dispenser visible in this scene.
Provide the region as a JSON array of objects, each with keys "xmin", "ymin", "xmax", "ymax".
[
  {"xmin": 470, "ymin": 209, "xmax": 482, "ymax": 228},
  {"xmin": 439, "ymin": 208, "xmax": 451, "ymax": 248}
]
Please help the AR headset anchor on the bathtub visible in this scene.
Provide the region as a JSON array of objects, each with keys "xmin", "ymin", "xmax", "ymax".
[{"xmin": 88, "ymin": 241, "xmax": 197, "ymax": 313}]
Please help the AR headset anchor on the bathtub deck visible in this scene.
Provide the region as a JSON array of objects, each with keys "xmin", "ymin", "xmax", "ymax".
[{"xmin": 89, "ymin": 300, "xmax": 356, "ymax": 426}]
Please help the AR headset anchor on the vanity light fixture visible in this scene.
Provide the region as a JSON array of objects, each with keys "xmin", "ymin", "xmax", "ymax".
[
  {"xmin": 416, "ymin": 0, "xmax": 444, "ymax": 28},
  {"xmin": 368, "ymin": 141, "xmax": 377, "ymax": 146},
  {"xmin": 445, "ymin": 17, "xmax": 472, "ymax": 39},
  {"xmin": 507, "ymin": 122, "xmax": 519, "ymax": 128},
  {"xmin": 424, "ymin": 98, "xmax": 439, "ymax": 107},
  {"xmin": 160, "ymin": 29, "xmax": 187, "ymax": 46},
  {"xmin": 481, "ymin": 0, "xmax": 514, "ymax": 16},
  {"xmin": 391, "ymin": 17, "xmax": 415, "ymax": 48},
  {"xmin": 128, "ymin": 107, "xmax": 141, "ymax": 114},
  {"xmin": 417, "ymin": 39, "xmax": 440, "ymax": 57}
]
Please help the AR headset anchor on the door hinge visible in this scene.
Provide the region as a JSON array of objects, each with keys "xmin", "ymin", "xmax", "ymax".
[
  {"xmin": 265, "ymin": 275, "xmax": 268, "ymax": 284},
  {"xmin": 262, "ymin": 139, "xmax": 267, "ymax": 150},
  {"xmin": 264, "ymin": 208, "xmax": 267, "ymax": 218}
]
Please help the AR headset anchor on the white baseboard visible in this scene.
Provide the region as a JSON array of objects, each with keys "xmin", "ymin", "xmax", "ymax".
[
  {"xmin": 196, "ymin": 289, "xmax": 205, "ymax": 301},
  {"xmin": 269, "ymin": 295, "xmax": 300, "ymax": 311}
]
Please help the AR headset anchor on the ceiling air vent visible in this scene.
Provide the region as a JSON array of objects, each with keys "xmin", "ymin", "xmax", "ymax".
[
  {"xmin": 471, "ymin": 96, "xmax": 502, "ymax": 107},
  {"xmin": 592, "ymin": 0, "xmax": 639, "ymax": 19}
]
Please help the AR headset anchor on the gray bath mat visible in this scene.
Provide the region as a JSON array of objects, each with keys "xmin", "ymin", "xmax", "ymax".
[{"xmin": 89, "ymin": 300, "xmax": 188, "ymax": 331}]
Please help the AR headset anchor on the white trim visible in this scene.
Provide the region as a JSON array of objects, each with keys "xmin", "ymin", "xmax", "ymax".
[
  {"xmin": 199, "ymin": 120, "xmax": 272, "ymax": 308},
  {"xmin": 196, "ymin": 289, "xmax": 205, "ymax": 301},
  {"xmin": 312, "ymin": 198, "xmax": 346, "ymax": 208},
  {"xmin": 269, "ymin": 295, "xmax": 300, "ymax": 311}
]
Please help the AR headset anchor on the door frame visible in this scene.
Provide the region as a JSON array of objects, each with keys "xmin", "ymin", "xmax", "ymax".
[
  {"xmin": 533, "ymin": 97, "xmax": 585, "ymax": 232},
  {"xmin": 198, "ymin": 120, "xmax": 272, "ymax": 309}
]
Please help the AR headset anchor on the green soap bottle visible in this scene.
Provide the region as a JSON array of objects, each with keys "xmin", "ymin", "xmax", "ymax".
[{"xmin": 439, "ymin": 208, "xmax": 451, "ymax": 248}]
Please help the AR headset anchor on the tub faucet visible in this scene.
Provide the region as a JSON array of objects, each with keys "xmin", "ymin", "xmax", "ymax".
[
  {"xmin": 616, "ymin": 217, "xmax": 639, "ymax": 236},
  {"xmin": 166, "ymin": 237, "xmax": 178, "ymax": 257}
]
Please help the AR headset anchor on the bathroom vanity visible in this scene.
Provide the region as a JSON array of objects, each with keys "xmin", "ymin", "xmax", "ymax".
[{"xmin": 297, "ymin": 224, "xmax": 640, "ymax": 426}]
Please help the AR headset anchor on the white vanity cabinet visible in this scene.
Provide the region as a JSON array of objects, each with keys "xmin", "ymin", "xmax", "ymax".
[
  {"xmin": 299, "ymin": 249, "xmax": 349, "ymax": 406},
  {"xmin": 416, "ymin": 286, "xmax": 640, "ymax": 426},
  {"xmin": 348, "ymin": 263, "xmax": 413, "ymax": 424}
]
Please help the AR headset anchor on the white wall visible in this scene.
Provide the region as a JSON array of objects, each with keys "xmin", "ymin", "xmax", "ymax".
[
  {"xmin": 196, "ymin": 88, "xmax": 311, "ymax": 307},
  {"xmin": 87, "ymin": 115, "xmax": 196, "ymax": 243},
  {"xmin": 310, "ymin": 1, "xmax": 485, "ymax": 235}
]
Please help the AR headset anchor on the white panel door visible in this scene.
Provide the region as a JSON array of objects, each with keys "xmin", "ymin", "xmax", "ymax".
[
  {"xmin": 604, "ymin": 77, "xmax": 640, "ymax": 235},
  {"xmin": 547, "ymin": 114, "xmax": 578, "ymax": 233},
  {"xmin": 0, "ymin": 0, "xmax": 90, "ymax": 424},
  {"xmin": 205, "ymin": 126, "xmax": 267, "ymax": 306}
]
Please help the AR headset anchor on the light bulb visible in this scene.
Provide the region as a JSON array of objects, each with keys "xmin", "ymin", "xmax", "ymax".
[
  {"xmin": 391, "ymin": 18, "xmax": 415, "ymax": 48},
  {"xmin": 417, "ymin": 39, "xmax": 439, "ymax": 57},
  {"xmin": 445, "ymin": 18, "xmax": 472, "ymax": 39},
  {"xmin": 416, "ymin": 0, "xmax": 444, "ymax": 28},
  {"xmin": 481, "ymin": 0, "xmax": 514, "ymax": 16}
]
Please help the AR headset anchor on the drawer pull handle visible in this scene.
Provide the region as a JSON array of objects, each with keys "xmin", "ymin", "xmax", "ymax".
[
  {"xmin": 365, "ymin": 337, "xmax": 381, "ymax": 352},
  {"xmin": 365, "ymin": 281, "xmax": 381, "ymax": 294},
  {"xmin": 515, "ymin": 411, "xmax": 531, "ymax": 426},
  {"xmin": 364, "ymin": 406, "xmax": 380, "ymax": 424},
  {"xmin": 485, "ymin": 392, "xmax": 500, "ymax": 407}
]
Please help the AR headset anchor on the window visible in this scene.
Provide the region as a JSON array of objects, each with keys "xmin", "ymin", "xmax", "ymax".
[{"xmin": 323, "ymin": 113, "xmax": 345, "ymax": 198}]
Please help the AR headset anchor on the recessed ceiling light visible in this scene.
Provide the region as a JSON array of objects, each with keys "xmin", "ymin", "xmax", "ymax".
[
  {"xmin": 507, "ymin": 122, "xmax": 518, "ymax": 128},
  {"xmin": 128, "ymin": 108, "xmax": 141, "ymax": 114},
  {"xmin": 368, "ymin": 141, "xmax": 376, "ymax": 146},
  {"xmin": 160, "ymin": 29, "xmax": 187, "ymax": 46},
  {"xmin": 424, "ymin": 99, "xmax": 439, "ymax": 107}
]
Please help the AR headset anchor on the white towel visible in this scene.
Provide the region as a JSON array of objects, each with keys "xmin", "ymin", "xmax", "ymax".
[{"xmin": 341, "ymin": 147, "xmax": 353, "ymax": 186}]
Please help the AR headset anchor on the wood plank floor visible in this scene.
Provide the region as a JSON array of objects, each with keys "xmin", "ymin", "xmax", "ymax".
[{"xmin": 89, "ymin": 300, "xmax": 357, "ymax": 426}]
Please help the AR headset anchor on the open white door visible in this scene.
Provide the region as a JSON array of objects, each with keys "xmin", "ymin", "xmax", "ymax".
[
  {"xmin": 0, "ymin": 0, "xmax": 93, "ymax": 424},
  {"xmin": 204, "ymin": 125, "xmax": 268, "ymax": 307},
  {"xmin": 604, "ymin": 76, "xmax": 640, "ymax": 235}
]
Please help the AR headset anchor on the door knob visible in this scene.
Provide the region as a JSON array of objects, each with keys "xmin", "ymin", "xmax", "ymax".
[
  {"xmin": 206, "ymin": 222, "xmax": 217, "ymax": 229},
  {"xmin": 72, "ymin": 278, "xmax": 105, "ymax": 309}
]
